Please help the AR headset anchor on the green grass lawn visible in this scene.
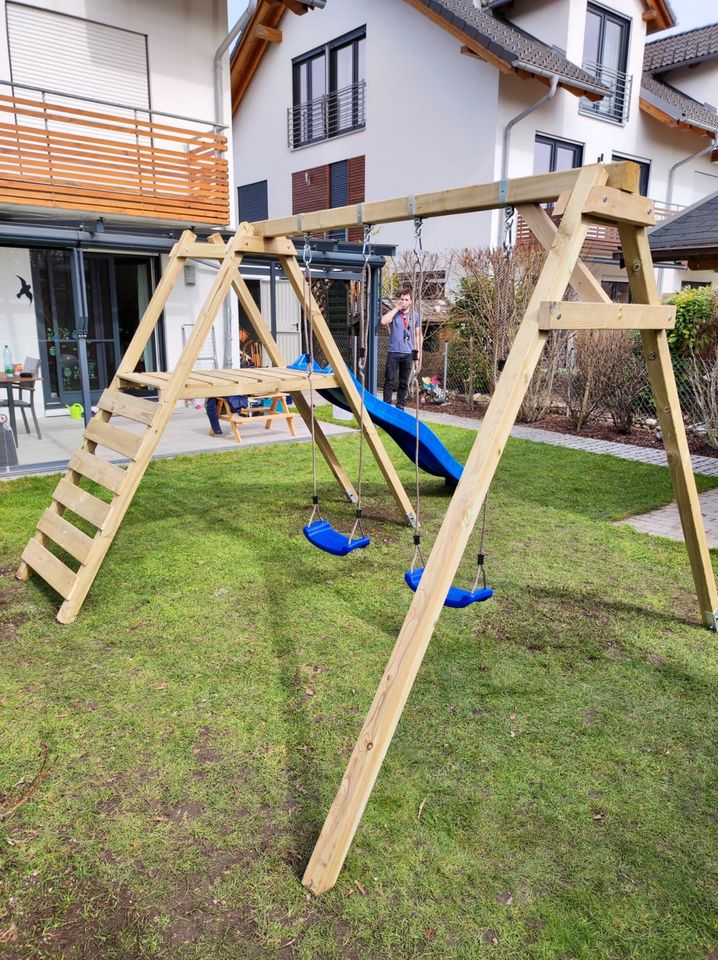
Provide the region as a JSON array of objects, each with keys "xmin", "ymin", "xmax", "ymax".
[{"xmin": 1, "ymin": 424, "xmax": 718, "ymax": 959}]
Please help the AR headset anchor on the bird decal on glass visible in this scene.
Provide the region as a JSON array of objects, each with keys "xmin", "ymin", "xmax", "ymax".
[{"xmin": 16, "ymin": 276, "xmax": 32, "ymax": 304}]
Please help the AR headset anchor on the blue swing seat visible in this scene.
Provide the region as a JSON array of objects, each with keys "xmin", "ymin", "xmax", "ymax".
[
  {"xmin": 303, "ymin": 519, "xmax": 370, "ymax": 556},
  {"xmin": 404, "ymin": 568, "xmax": 494, "ymax": 608}
]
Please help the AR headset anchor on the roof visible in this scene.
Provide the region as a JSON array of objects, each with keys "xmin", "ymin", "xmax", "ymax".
[
  {"xmin": 407, "ymin": 0, "xmax": 610, "ymax": 98},
  {"xmin": 644, "ymin": 22, "xmax": 718, "ymax": 73},
  {"xmin": 231, "ymin": 0, "xmax": 613, "ymax": 113},
  {"xmin": 640, "ymin": 73, "xmax": 718, "ymax": 134},
  {"xmin": 648, "ymin": 188, "xmax": 718, "ymax": 266},
  {"xmin": 481, "ymin": 0, "xmax": 674, "ymax": 33}
]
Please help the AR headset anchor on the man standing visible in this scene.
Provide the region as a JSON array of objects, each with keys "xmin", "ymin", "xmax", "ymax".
[{"xmin": 381, "ymin": 288, "xmax": 421, "ymax": 410}]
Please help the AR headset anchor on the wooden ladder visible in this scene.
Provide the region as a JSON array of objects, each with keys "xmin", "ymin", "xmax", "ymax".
[{"xmin": 16, "ymin": 228, "xmax": 247, "ymax": 624}]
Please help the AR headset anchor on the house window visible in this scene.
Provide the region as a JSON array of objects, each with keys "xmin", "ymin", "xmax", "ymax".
[
  {"xmin": 289, "ymin": 27, "xmax": 366, "ymax": 149},
  {"xmin": 238, "ymin": 180, "xmax": 268, "ymax": 223},
  {"xmin": 580, "ymin": 3, "xmax": 632, "ymax": 124},
  {"xmin": 534, "ymin": 135, "xmax": 583, "ymax": 174},
  {"xmin": 292, "ymin": 156, "xmax": 365, "ymax": 241},
  {"xmin": 601, "ymin": 279, "xmax": 631, "ymax": 303},
  {"xmin": 611, "ymin": 154, "xmax": 650, "ymax": 196}
]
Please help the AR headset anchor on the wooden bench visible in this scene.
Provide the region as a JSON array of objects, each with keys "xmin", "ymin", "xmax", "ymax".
[{"xmin": 216, "ymin": 392, "xmax": 297, "ymax": 444}]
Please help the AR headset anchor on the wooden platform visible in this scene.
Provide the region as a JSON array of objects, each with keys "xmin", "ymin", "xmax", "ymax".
[{"xmin": 118, "ymin": 366, "xmax": 339, "ymax": 400}]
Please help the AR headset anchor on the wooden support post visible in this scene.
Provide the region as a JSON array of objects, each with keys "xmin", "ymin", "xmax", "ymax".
[
  {"xmin": 19, "ymin": 231, "xmax": 249, "ymax": 623},
  {"xmin": 229, "ymin": 268, "xmax": 359, "ymax": 503},
  {"xmin": 301, "ymin": 163, "xmax": 608, "ymax": 895},
  {"xmin": 618, "ymin": 224, "xmax": 718, "ymax": 628},
  {"xmin": 279, "ymin": 254, "xmax": 416, "ymax": 526}
]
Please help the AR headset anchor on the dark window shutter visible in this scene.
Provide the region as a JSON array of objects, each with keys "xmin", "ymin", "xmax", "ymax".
[
  {"xmin": 347, "ymin": 155, "xmax": 365, "ymax": 242},
  {"xmin": 330, "ymin": 160, "xmax": 349, "ymax": 208},
  {"xmin": 238, "ymin": 180, "xmax": 268, "ymax": 222},
  {"xmin": 292, "ymin": 164, "xmax": 330, "ymax": 215}
]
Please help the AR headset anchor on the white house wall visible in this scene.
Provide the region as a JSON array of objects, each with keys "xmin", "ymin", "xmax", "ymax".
[
  {"xmin": 232, "ymin": 0, "xmax": 500, "ymax": 254},
  {"xmin": 0, "ymin": 246, "xmax": 35, "ymax": 373}
]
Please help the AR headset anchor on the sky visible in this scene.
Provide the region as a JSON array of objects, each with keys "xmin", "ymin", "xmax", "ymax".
[
  {"xmin": 226, "ymin": 0, "xmax": 718, "ymax": 32},
  {"xmin": 662, "ymin": 0, "xmax": 716, "ymax": 34}
]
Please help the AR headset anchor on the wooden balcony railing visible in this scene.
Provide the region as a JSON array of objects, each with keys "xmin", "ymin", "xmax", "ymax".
[
  {"xmin": 516, "ymin": 200, "xmax": 682, "ymax": 261},
  {"xmin": 0, "ymin": 83, "xmax": 229, "ymax": 224}
]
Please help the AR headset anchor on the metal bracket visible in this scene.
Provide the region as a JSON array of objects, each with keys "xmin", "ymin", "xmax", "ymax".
[
  {"xmin": 407, "ymin": 194, "xmax": 416, "ymax": 218},
  {"xmin": 356, "ymin": 203, "xmax": 363, "ymax": 225},
  {"xmin": 704, "ymin": 609, "xmax": 718, "ymax": 631},
  {"xmin": 498, "ymin": 178, "xmax": 509, "ymax": 206}
]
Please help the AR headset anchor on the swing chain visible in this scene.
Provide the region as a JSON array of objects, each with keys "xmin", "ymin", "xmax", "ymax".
[
  {"xmin": 302, "ymin": 233, "xmax": 319, "ymax": 508},
  {"xmin": 410, "ymin": 531, "xmax": 426, "ymax": 572},
  {"xmin": 471, "ymin": 498, "xmax": 489, "ymax": 592}
]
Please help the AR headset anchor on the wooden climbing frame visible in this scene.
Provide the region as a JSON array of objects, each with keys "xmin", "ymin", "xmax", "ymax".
[{"xmin": 16, "ymin": 160, "xmax": 718, "ymax": 896}]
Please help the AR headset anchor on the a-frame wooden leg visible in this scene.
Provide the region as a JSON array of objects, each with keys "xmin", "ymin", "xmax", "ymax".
[
  {"xmin": 279, "ymin": 254, "xmax": 416, "ymax": 526},
  {"xmin": 301, "ymin": 164, "xmax": 609, "ymax": 895},
  {"xmin": 17, "ymin": 231, "xmax": 250, "ymax": 623},
  {"xmin": 618, "ymin": 224, "xmax": 718, "ymax": 628},
  {"xmin": 230, "ymin": 270, "xmax": 359, "ymax": 504}
]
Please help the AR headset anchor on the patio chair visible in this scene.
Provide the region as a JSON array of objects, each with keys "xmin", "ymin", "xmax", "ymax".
[{"xmin": 1, "ymin": 356, "xmax": 42, "ymax": 440}]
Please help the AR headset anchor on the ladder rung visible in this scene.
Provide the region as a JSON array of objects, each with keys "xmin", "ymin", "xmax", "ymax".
[
  {"xmin": 21, "ymin": 537, "xmax": 76, "ymax": 600},
  {"xmin": 36, "ymin": 509, "xmax": 95, "ymax": 565},
  {"xmin": 53, "ymin": 478, "xmax": 111, "ymax": 529},
  {"xmin": 69, "ymin": 450, "xmax": 126, "ymax": 496},
  {"xmin": 84, "ymin": 419, "xmax": 143, "ymax": 460},
  {"xmin": 96, "ymin": 389, "xmax": 159, "ymax": 426}
]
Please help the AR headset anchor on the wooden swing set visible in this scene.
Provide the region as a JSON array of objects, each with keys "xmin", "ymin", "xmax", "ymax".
[{"xmin": 16, "ymin": 161, "xmax": 718, "ymax": 896}]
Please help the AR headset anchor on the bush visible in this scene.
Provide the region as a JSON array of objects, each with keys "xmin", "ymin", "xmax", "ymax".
[{"xmin": 665, "ymin": 286, "xmax": 718, "ymax": 357}]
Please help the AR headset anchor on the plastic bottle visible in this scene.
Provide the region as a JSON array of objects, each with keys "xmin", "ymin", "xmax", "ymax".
[{"xmin": 3, "ymin": 345, "xmax": 12, "ymax": 377}]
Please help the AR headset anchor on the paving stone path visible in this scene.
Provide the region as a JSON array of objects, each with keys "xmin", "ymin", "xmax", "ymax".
[{"xmin": 419, "ymin": 409, "xmax": 718, "ymax": 544}]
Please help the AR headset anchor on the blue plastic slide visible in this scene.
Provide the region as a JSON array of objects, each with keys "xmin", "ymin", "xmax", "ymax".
[{"xmin": 289, "ymin": 355, "xmax": 464, "ymax": 486}]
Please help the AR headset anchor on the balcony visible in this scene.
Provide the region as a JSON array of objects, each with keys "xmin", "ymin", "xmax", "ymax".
[
  {"xmin": 515, "ymin": 200, "xmax": 682, "ymax": 261},
  {"xmin": 288, "ymin": 80, "xmax": 366, "ymax": 150},
  {"xmin": 579, "ymin": 60, "xmax": 632, "ymax": 125},
  {"xmin": 0, "ymin": 81, "xmax": 229, "ymax": 225}
]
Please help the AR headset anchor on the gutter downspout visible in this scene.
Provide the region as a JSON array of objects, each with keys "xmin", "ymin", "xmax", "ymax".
[
  {"xmin": 498, "ymin": 72, "xmax": 559, "ymax": 246},
  {"xmin": 214, "ymin": 1, "xmax": 258, "ymax": 367},
  {"xmin": 659, "ymin": 137, "xmax": 716, "ymax": 294}
]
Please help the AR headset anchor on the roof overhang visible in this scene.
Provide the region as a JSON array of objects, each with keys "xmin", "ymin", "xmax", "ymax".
[
  {"xmin": 486, "ymin": 0, "xmax": 674, "ymax": 33},
  {"xmin": 404, "ymin": 0, "xmax": 609, "ymax": 100},
  {"xmin": 641, "ymin": 0, "xmax": 675, "ymax": 34},
  {"xmin": 640, "ymin": 79, "xmax": 718, "ymax": 137}
]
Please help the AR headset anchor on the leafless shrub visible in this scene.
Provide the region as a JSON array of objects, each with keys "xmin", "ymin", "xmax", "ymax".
[
  {"xmin": 599, "ymin": 331, "xmax": 647, "ymax": 434},
  {"xmin": 688, "ymin": 349, "xmax": 718, "ymax": 449}
]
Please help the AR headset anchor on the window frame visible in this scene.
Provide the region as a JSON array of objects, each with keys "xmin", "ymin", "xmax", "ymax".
[
  {"xmin": 580, "ymin": 3, "xmax": 632, "ymax": 124},
  {"xmin": 291, "ymin": 26, "xmax": 366, "ymax": 149},
  {"xmin": 534, "ymin": 134, "xmax": 584, "ymax": 174}
]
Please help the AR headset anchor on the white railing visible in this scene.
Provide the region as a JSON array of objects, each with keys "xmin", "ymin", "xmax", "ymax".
[
  {"xmin": 288, "ymin": 80, "xmax": 366, "ymax": 149},
  {"xmin": 579, "ymin": 60, "xmax": 632, "ymax": 124}
]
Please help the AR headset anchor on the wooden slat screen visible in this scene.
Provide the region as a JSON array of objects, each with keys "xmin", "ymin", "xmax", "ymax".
[{"xmin": 0, "ymin": 92, "xmax": 229, "ymax": 224}]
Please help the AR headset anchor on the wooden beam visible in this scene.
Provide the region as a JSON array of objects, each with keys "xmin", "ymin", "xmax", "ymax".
[
  {"xmin": 301, "ymin": 162, "xmax": 608, "ymax": 896},
  {"xmin": 538, "ymin": 301, "xmax": 676, "ymax": 330},
  {"xmin": 687, "ymin": 256, "xmax": 718, "ymax": 270},
  {"xmin": 177, "ymin": 236, "xmax": 295, "ymax": 258},
  {"xmin": 516, "ymin": 203, "xmax": 610, "ymax": 303},
  {"xmin": 554, "ymin": 185, "xmax": 656, "ymax": 225},
  {"xmin": 253, "ymin": 162, "xmax": 638, "ymax": 237},
  {"xmin": 618, "ymin": 222, "xmax": 718, "ymax": 628},
  {"xmin": 253, "ymin": 22, "xmax": 282, "ymax": 42}
]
